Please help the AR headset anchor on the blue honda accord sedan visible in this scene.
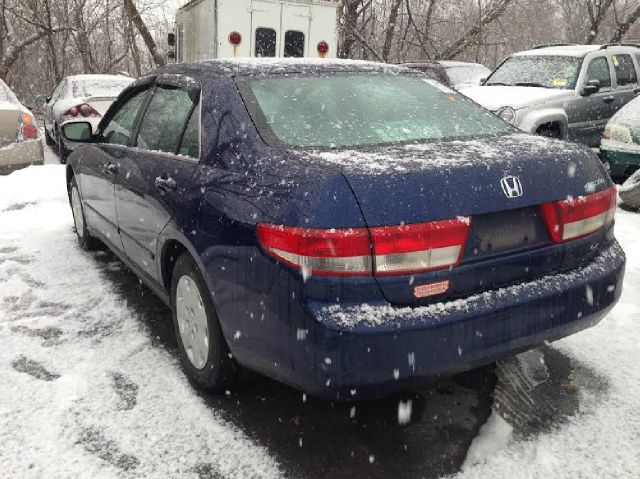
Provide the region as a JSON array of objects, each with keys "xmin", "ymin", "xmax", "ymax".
[{"xmin": 62, "ymin": 59, "xmax": 625, "ymax": 400}]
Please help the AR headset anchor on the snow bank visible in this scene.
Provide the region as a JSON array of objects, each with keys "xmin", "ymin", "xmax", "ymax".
[{"xmin": 0, "ymin": 166, "xmax": 281, "ymax": 478}]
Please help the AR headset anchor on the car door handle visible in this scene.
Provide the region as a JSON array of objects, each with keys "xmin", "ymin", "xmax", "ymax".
[
  {"xmin": 154, "ymin": 176, "xmax": 177, "ymax": 191},
  {"xmin": 105, "ymin": 163, "xmax": 118, "ymax": 175},
  {"xmin": 603, "ymin": 96, "xmax": 615, "ymax": 103}
]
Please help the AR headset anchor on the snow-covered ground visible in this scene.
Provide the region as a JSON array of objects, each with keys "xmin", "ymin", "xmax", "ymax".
[
  {"xmin": 0, "ymin": 163, "xmax": 281, "ymax": 477},
  {"xmin": 0, "ymin": 160, "xmax": 639, "ymax": 478}
]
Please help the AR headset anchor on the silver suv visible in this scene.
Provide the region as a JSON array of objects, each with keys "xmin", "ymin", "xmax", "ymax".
[{"xmin": 463, "ymin": 44, "xmax": 640, "ymax": 147}]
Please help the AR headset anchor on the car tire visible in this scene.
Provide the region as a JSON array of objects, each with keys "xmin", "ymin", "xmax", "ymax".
[
  {"xmin": 69, "ymin": 177, "xmax": 98, "ymax": 250},
  {"xmin": 171, "ymin": 252, "xmax": 236, "ymax": 392},
  {"xmin": 45, "ymin": 127, "xmax": 55, "ymax": 146},
  {"xmin": 620, "ymin": 169, "xmax": 640, "ymax": 210}
]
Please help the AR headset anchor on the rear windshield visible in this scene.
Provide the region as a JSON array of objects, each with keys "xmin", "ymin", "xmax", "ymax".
[
  {"xmin": 486, "ymin": 56, "xmax": 582, "ymax": 89},
  {"xmin": 241, "ymin": 74, "xmax": 511, "ymax": 148},
  {"xmin": 71, "ymin": 77, "xmax": 133, "ymax": 99}
]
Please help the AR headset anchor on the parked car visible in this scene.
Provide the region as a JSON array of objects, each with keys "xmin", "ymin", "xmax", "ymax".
[
  {"xmin": 0, "ymin": 79, "xmax": 43, "ymax": 174},
  {"xmin": 402, "ymin": 61, "xmax": 491, "ymax": 89},
  {"xmin": 619, "ymin": 168, "xmax": 640, "ymax": 208},
  {"xmin": 601, "ymin": 95, "xmax": 640, "ymax": 179},
  {"xmin": 35, "ymin": 74, "xmax": 134, "ymax": 163},
  {"xmin": 463, "ymin": 44, "xmax": 640, "ymax": 147},
  {"xmin": 62, "ymin": 59, "xmax": 625, "ymax": 400}
]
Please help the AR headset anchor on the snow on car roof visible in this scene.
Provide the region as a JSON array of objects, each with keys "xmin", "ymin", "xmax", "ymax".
[
  {"xmin": 438, "ymin": 60, "xmax": 487, "ymax": 67},
  {"xmin": 170, "ymin": 58, "xmax": 410, "ymax": 77},
  {"xmin": 514, "ymin": 45, "xmax": 618, "ymax": 57}
]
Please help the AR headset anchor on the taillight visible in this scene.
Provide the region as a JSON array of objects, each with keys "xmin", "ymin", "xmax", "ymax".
[
  {"xmin": 541, "ymin": 186, "xmax": 616, "ymax": 243},
  {"xmin": 370, "ymin": 218, "xmax": 470, "ymax": 276},
  {"xmin": 256, "ymin": 217, "xmax": 471, "ymax": 277},
  {"xmin": 64, "ymin": 103, "xmax": 100, "ymax": 118},
  {"xmin": 17, "ymin": 112, "xmax": 38, "ymax": 141},
  {"xmin": 256, "ymin": 224, "xmax": 372, "ymax": 276}
]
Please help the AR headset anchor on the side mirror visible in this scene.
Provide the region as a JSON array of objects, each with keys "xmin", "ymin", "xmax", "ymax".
[
  {"xmin": 34, "ymin": 94, "xmax": 48, "ymax": 109},
  {"xmin": 582, "ymin": 79, "xmax": 601, "ymax": 96},
  {"xmin": 61, "ymin": 121, "xmax": 93, "ymax": 143}
]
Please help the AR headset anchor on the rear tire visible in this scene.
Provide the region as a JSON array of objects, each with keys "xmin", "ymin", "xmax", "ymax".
[
  {"xmin": 620, "ymin": 170, "xmax": 640, "ymax": 210},
  {"xmin": 171, "ymin": 252, "xmax": 236, "ymax": 392},
  {"xmin": 69, "ymin": 177, "xmax": 98, "ymax": 251}
]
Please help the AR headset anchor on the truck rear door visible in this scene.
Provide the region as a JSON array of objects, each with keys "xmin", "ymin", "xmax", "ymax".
[
  {"xmin": 251, "ymin": 1, "xmax": 280, "ymax": 57},
  {"xmin": 280, "ymin": 3, "xmax": 311, "ymax": 57}
]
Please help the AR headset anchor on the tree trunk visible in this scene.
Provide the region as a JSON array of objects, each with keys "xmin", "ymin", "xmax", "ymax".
[
  {"xmin": 610, "ymin": 5, "xmax": 640, "ymax": 43},
  {"xmin": 123, "ymin": 0, "xmax": 166, "ymax": 67},
  {"xmin": 382, "ymin": 0, "xmax": 402, "ymax": 61}
]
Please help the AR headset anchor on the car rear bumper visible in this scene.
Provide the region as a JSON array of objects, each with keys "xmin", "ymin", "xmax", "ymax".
[
  {"xmin": 0, "ymin": 140, "xmax": 44, "ymax": 173},
  {"xmin": 295, "ymin": 241, "xmax": 625, "ymax": 400}
]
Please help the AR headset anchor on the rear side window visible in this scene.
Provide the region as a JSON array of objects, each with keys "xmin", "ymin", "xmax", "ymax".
[
  {"xmin": 586, "ymin": 57, "xmax": 611, "ymax": 89},
  {"xmin": 135, "ymin": 87, "xmax": 194, "ymax": 154},
  {"xmin": 255, "ymin": 28, "xmax": 276, "ymax": 57},
  {"xmin": 178, "ymin": 106, "xmax": 200, "ymax": 159},
  {"xmin": 284, "ymin": 31, "xmax": 304, "ymax": 58},
  {"xmin": 101, "ymin": 89, "xmax": 149, "ymax": 146},
  {"xmin": 612, "ymin": 54, "xmax": 637, "ymax": 86}
]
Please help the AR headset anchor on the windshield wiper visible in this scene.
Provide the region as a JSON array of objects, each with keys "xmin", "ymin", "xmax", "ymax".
[{"xmin": 514, "ymin": 82, "xmax": 549, "ymax": 88}]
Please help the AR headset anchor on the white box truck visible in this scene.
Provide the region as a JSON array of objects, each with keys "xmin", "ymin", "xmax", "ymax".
[{"xmin": 174, "ymin": 0, "xmax": 339, "ymax": 62}]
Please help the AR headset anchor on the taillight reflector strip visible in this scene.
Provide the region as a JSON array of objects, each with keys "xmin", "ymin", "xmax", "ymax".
[
  {"xmin": 256, "ymin": 224, "xmax": 372, "ymax": 276},
  {"xmin": 541, "ymin": 186, "xmax": 616, "ymax": 243},
  {"xmin": 370, "ymin": 218, "xmax": 470, "ymax": 275},
  {"xmin": 256, "ymin": 217, "xmax": 471, "ymax": 277}
]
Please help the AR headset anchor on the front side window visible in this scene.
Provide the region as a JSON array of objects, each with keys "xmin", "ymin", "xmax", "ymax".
[
  {"xmin": 242, "ymin": 74, "xmax": 512, "ymax": 148},
  {"xmin": 486, "ymin": 55, "xmax": 582, "ymax": 89},
  {"xmin": 101, "ymin": 89, "xmax": 149, "ymax": 146},
  {"xmin": 255, "ymin": 28, "xmax": 276, "ymax": 57},
  {"xmin": 612, "ymin": 54, "xmax": 637, "ymax": 86},
  {"xmin": 284, "ymin": 31, "xmax": 304, "ymax": 58},
  {"xmin": 135, "ymin": 87, "xmax": 195, "ymax": 154},
  {"xmin": 586, "ymin": 57, "xmax": 611, "ymax": 89}
]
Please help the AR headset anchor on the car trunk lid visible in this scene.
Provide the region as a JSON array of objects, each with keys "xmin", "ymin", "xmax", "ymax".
[
  {"xmin": 0, "ymin": 104, "xmax": 19, "ymax": 147},
  {"xmin": 305, "ymin": 133, "xmax": 613, "ymax": 305}
]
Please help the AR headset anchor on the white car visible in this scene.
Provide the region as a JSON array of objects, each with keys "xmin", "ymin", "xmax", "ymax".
[
  {"xmin": 35, "ymin": 74, "xmax": 134, "ymax": 162},
  {"xmin": 0, "ymin": 79, "xmax": 43, "ymax": 173}
]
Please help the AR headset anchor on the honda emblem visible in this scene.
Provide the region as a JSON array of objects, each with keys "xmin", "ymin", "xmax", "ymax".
[{"xmin": 500, "ymin": 176, "xmax": 523, "ymax": 198}]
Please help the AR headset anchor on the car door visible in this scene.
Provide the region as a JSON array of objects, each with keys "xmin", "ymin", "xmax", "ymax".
[
  {"xmin": 610, "ymin": 53, "xmax": 640, "ymax": 115},
  {"xmin": 80, "ymin": 86, "xmax": 151, "ymax": 252},
  {"xmin": 115, "ymin": 77, "xmax": 200, "ymax": 282},
  {"xmin": 567, "ymin": 55, "xmax": 616, "ymax": 147}
]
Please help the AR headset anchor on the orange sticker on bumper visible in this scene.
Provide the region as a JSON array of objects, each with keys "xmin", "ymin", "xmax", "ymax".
[{"xmin": 414, "ymin": 280, "xmax": 450, "ymax": 298}]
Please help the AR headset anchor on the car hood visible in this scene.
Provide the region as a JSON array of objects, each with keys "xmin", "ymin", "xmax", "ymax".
[{"xmin": 461, "ymin": 86, "xmax": 573, "ymax": 111}]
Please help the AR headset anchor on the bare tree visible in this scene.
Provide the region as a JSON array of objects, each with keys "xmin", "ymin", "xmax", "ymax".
[{"xmin": 123, "ymin": 0, "xmax": 165, "ymax": 67}]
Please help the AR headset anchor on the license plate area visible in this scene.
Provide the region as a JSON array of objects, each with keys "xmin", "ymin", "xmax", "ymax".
[{"xmin": 464, "ymin": 206, "xmax": 548, "ymax": 260}]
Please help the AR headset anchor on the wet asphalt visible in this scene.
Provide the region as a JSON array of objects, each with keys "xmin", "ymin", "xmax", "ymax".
[{"xmin": 91, "ymin": 248, "xmax": 609, "ymax": 479}]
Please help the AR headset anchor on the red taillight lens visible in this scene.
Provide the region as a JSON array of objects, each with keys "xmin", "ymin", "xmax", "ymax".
[
  {"xmin": 256, "ymin": 224, "xmax": 372, "ymax": 276},
  {"xmin": 64, "ymin": 103, "xmax": 100, "ymax": 118},
  {"xmin": 228, "ymin": 31, "xmax": 242, "ymax": 46},
  {"xmin": 541, "ymin": 186, "xmax": 616, "ymax": 243},
  {"xmin": 370, "ymin": 218, "xmax": 470, "ymax": 276},
  {"xmin": 317, "ymin": 41, "xmax": 329, "ymax": 55},
  {"xmin": 22, "ymin": 123, "xmax": 38, "ymax": 139},
  {"xmin": 257, "ymin": 217, "xmax": 471, "ymax": 277}
]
